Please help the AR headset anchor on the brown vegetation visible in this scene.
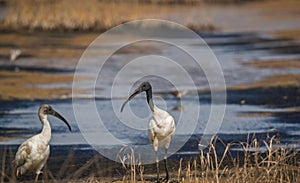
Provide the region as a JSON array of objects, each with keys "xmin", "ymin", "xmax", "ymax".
[
  {"xmin": 2, "ymin": 0, "xmax": 218, "ymax": 32},
  {"xmin": 1, "ymin": 0, "xmax": 300, "ymax": 33},
  {"xmin": 0, "ymin": 70, "xmax": 73, "ymax": 100},
  {"xmin": 3, "ymin": 0, "xmax": 170, "ymax": 31},
  {"xmin": 0, "ymin": 32, "xmax": 98, "ymax": 59},
  {"xmin": 274, "ymin": 29, "xmax": 300, "ymax": 41},
  {"xmin": 230, "ymin": 74, "xmax": 300, "ymax": 90},
  {"xmin": 245, "ymin": 59, "xmax": 300, "ymax": 69},
  {"xmin": 1, "ymin": 134, "xmax": 299, "ymax": 182}
]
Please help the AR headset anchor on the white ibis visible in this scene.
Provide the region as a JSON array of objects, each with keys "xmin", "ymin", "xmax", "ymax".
[
  {"xmin": 121, "ymin": 82, "xmax": 176, "ymax": 182},
  {"xmin": 170, "ymin": 90, "xmax": 188, "ymax": 111},
  {"xmin": 10, "ymin": 49, "xmax": 21, "ymax": 63},
  {"xmin": 14, "ymin": 104, "xmax": 71, "ymax": 182}
]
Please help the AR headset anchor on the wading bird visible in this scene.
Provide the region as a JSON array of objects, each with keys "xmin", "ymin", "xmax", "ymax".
[
  {"xmin": 10, "ymin": 49, "xmax": 21, "ymax": 63},
  {"xmin": 170, "ymin": 90, "xmax": 188, "ymax": 111},
  {"xmin": 121, "ymin": 82, "xmax": 175, "ymax": 182},
  {"xmin": 14, "ymin": 104, "xmax": 71, "ymax": 182}
]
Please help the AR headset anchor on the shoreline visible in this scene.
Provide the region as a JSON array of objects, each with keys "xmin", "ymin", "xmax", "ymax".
[{"xmin": 1, "ymin": 136, "xmax": 299, "ymax": 182}]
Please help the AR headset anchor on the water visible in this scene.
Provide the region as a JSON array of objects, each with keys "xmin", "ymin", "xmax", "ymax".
[
  {"xmin": 0, "ymin": 30, "xmax": 299, "ymax": 160},
  {"xmin": 0, "ymin": 100, "xmax": 254, "ymax": 141},
  {"xmin": 0, "ymin": 97, "xmax": 298, "ymax": 160}
]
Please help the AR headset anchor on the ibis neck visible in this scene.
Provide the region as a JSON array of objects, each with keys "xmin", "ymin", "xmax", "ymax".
[
  {"xmin": 146, "ymin": 89, "xmax": 155, "ymax": 112},
  {"xmin": 39, "ymin": 115, "xmax": 52, "ymax": 143}
]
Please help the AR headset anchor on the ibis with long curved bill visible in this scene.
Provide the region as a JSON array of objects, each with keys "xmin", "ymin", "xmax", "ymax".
[
  {"xmin": 121, "ymin": 82, "xmax": 176, "ymax": 182},
  {"xmin": 14, "ymin": 104, "xmax": 72, "ymax": 182}
]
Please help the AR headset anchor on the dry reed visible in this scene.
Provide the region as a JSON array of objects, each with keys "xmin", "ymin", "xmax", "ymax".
[
  {"xmin": 3, "ymin": 0, "xmax": 218, "ymax": 32},
  {"xmin": 0, "ymin": 134, "xmax": 299, "ymax": 182}
]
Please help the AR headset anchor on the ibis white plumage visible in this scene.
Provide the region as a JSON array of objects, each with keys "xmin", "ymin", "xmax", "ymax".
[
  {"xmin": 121, "ymin": 82, "xmax": 176, "ymax": 182},
  {"xmin": 10, "ymin": 49, "xmax": 21, "ymax": 63},
  {"xmin": 14, "ymin": 104, "xmax": 71, "ymax": 182}
]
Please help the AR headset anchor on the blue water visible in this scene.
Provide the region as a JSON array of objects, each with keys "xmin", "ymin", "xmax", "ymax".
[
  {"xmin": 0, "ymin": 98, "xmax": 298, "ymax": 148},
  {"xmin": 0, "ymin": 30, "xmax": 299, "ymax": 162}
]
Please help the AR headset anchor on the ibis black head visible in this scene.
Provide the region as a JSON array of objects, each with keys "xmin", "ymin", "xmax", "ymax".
[
  {"xmin": 39, "ymin": 104, "xmax": 72, "ymax": 131},
  {"xmin": 137, "ymin": 82, "xmax": 152, "ymax": 92},
  {"xmin": 120, "ymin": 82, "xmax": 152, "ymax": 112}
]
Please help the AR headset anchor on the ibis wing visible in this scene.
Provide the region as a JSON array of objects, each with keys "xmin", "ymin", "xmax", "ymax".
[
  {"xmin": 14, "ymin": 142, "xmax": 31, "ymax": 168},
  {"xmin": 165, "ymin": 115, "xmax": 176, "ymax": 137},
  {"xmin": 148, "ymin": 119, "xmax": 156, "ymax": 145}
]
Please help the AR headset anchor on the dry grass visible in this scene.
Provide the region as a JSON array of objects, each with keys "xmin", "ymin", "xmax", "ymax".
[
  {"xmin": 1, "ymin": 134, "xmax": 299, "ymax": 182},
  {"xmin": 86, "ymin": 135, "xmax": 300, "ymax": 182},
  {"xmin": 176, "ymin": 135, "xmax": 300, "ymax": 183},
  {"xmin": 2, "ymin": 0, "xmax": 300, "ymax": 33},
  {"xmin": 2, "ymin": 0, "xmax": 218, "ymax": 32},
  {"xmin": 4, "ymin": 0, "xmax": 154, "ymax": 31}
]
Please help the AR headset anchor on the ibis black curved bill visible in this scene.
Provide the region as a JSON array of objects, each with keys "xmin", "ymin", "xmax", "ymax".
[
  {"xmin": 52, "ymin": 111, "xmax": 72, "ymax": 131},
  {"xmin": 120, "ymin": 90, "xmax": 141, "ymax": 112}
]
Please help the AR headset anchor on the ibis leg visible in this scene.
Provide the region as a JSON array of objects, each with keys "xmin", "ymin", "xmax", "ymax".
[
  {"xmin": 163, "ymin": 148, "xmax": 169, "ymax": 182},
  {"xmin": 155, "ymin": 151, "xmax": 161, "ymax": 183},
  {"xmin": 34, "ymin": 173, "xmax": 39, "ymax": 183}
]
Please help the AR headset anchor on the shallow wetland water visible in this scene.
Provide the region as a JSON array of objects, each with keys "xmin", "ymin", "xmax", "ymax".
[{"xmin": 0, "ymin": 1, "xmax": 300, "ymax": 181}]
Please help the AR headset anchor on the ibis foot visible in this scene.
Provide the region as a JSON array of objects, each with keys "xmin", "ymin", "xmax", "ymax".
[{"xmin": 162, "ymin": 176, "xmax": 169, "ymax": 183}]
